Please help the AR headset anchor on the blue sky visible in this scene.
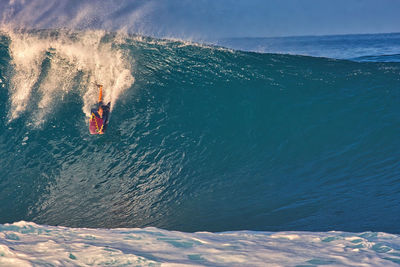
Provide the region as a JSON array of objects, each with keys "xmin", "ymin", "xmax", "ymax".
[
  {"xmin": 1, "ymin": 0, "xmax": 400, "ymax": 39},
  {"xmin": 152, "ymin": 0, "xmax": 400, "ymax": 38}
]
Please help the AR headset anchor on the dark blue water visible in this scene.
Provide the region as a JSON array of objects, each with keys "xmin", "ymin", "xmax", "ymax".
[
  {"xmin": 0, "ymin": 30, "xmax": 400, "ymax": 233},
  {"xmin": 218, "ymin": 33, "xmax": 400, "ymax": 62}
]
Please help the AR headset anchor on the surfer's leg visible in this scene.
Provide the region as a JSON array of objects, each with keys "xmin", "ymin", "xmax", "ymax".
[
  {"xmin": 98, "ymin": 85, "xmax": 103, "ymax": 103},
  {"xmin": 102, "ymin": 104, "xmax": 110, "ymax": 112}
]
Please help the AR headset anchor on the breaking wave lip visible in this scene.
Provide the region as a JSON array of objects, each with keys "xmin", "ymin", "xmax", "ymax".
[
  {"xmin": 2, "ymin": 1, "xmax": 400, "ymax": 63},
  {"xmin": 1, "ymin": 221, "xmax": 400, "ymax": 266},
  {"xmin": 2, "ymin": 28, "xmax": 135, "ymax": 127},
  {"xmin": 0, "ymin": 27, "xmax": 240, "ymax": 128}
]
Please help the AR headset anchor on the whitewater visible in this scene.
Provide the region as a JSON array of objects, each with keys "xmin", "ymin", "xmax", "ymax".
[
  {"xmin": 1, "ymin": 1, "xmax": 400, "ymax": 266},
  {"xmin": 1, "ymin": 221, "xmax": 400, "ymax": 266}
]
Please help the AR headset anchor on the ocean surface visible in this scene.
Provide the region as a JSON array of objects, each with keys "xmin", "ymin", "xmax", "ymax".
[
  {"xmin": 217, "ymin": 33, "xmax": 400, "ymax": 62},
  {"xmin": 0, "ymin": 29, "xmax": 399, "ymax": 237}
]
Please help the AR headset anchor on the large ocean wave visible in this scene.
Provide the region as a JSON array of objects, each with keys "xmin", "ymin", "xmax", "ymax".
[{"xmin": 1, "ymin": 29, "xmax": 399, "ymax": 235}]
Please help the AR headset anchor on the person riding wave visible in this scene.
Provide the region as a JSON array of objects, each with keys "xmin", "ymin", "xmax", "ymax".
[{"xmin": 90, "ymin": 84, "xmax": 110, "ymax": 134}]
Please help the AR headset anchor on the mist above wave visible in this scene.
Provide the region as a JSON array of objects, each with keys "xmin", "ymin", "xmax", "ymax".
[{"xmin": 2, "ymin": 1, "xmax": 399, "ymax": 62}]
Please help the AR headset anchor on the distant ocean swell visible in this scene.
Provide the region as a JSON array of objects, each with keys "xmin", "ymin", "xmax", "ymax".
[{"xmin": 0, "ymin": 29, "xmax": 399, "ymax": 234}]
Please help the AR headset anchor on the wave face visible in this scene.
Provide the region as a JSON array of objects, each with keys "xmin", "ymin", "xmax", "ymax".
[
  {"xmin": 0, "ymin": 29, "xmax": 400, "ymax": 233},
  {"xmin": 2, "ymin": 221, "xmax": 400, "ymax": 266}
]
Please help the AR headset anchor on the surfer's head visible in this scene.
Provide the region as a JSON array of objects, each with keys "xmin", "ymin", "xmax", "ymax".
[{"xmin": 98, "ymin": 106, "xmax": 103, "ymax": 117}]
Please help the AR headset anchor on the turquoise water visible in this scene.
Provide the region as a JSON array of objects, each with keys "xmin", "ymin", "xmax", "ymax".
[{"xmin": 0, "ymin": 30, "xmax": 399, "ymax": 233}]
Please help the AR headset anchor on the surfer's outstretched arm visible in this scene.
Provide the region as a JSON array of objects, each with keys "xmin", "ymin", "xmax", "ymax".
[{"xmin": 98, "ymin": 85, "xmax": 103, "ymax": 103}]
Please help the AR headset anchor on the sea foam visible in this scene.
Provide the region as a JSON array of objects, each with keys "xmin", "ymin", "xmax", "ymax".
[
  {"xmin": 3, "ymin": 28, "xmax": 134, "ymax": 126},
  {"xmin": 1, "ymin": 221, "xmax": 400, "ymax": 266}
]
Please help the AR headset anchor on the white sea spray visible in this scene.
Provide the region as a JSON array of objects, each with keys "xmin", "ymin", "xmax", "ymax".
[{"xmin": 3, "ymin": 28, "xmax": 134, "ymax": 126}]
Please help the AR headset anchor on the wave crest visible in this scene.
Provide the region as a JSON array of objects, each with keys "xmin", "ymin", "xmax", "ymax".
[{"xmin": 4, "ymin": 29, "xmax": 134, "ymax": 126}]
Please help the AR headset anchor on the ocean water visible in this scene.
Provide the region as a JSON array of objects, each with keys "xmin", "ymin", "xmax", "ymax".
[
  {"xmin": 0, "ymin": 29, "xmax": 400, "ymax": 236},
  {"xmin": 217, "ymin": 33, "xmax": 400, "ymax": 62}
]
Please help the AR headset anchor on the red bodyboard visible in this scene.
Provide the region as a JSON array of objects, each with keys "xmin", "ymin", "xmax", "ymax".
[{"xmin": 89, "ymin": 115, "xmax": 104, "ymax": 135}]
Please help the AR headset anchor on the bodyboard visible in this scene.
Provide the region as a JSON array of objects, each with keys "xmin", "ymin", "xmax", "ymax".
[{"xmin": 89, "ymin": 114, "xmax": 105, "ymax": 135}]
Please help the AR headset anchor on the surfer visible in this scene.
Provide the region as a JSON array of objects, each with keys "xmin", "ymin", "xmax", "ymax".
[{"xmin": 89, "ymin": 84, "xmax": 110, "ymax": 134}]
